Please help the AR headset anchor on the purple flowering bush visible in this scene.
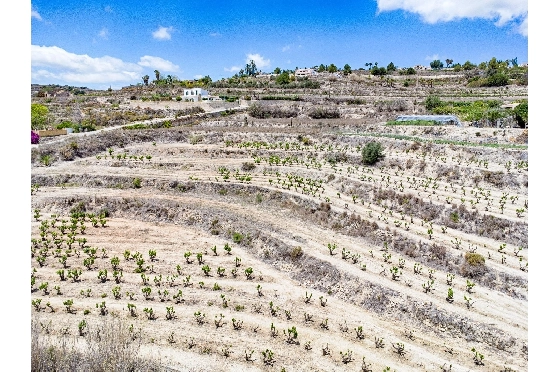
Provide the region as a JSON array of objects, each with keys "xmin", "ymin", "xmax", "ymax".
[{"xmin": 31, "ymin": 131, "xmax": 40, "ymax": 144}]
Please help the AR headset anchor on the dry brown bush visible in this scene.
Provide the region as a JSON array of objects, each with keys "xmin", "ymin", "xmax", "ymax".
[
  {"xmin": 58, "ymin": 141, "xmax": 79, "ymax": 161},
  {"xmin": 405, "ymin": 158, "xmax": 414, "ymax": 169},
  {"xmin": 408, "ymin": 141, "xmax": 421, "ymax": 151},
  {"xmin": 481, "ymin": 170, "xmax": 505, "ymax": 187},
  {"xmin": 290, "ymin": 246, "xmax": 304, "ymax": 260},
  {"xmin": 319, "ymin": 202, "xmax": 331, "ymax": 212},
  {"xmin": 241, "ymin": 161, "xmax": 256, "ymax": 171},
  {"xmin": 31, "ymin": 316, "xmax": 164, "ymax": 372},
  {"xmin": 460, "ymin": 252, "xmax": 489, "ymax": 278},
  {"xmin": 248, "ymin": 103, "xmax": 298, "ymax": 118}
]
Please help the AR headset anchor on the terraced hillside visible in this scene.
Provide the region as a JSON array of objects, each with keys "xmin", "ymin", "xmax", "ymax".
[{"xmin": 31, "ymin": 115, "xmax": 528, "ymax": 371}]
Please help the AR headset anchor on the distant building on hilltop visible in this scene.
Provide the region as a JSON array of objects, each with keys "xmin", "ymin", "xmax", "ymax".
[{"xmin": 295, "ymin": 68, "xmax": 317, "ymax": 77}]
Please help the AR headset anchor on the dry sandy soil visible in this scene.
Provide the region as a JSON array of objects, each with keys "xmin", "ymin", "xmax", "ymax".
[{"xmin": 31, "ymin": 113, "xmax": 528, "ymax": 371}]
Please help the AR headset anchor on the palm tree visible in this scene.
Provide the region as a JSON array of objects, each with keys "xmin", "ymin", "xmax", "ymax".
[
  {"xmin": 154, "ymin": 70, "xmax": 160, "ymax": 81},
  {"xmin": 142, "ymin": 75, "xmax": 150, "ymax": 86},
  {"xmin": 245, "ymin": 60, "xmax": 257, "ymax": 76}
]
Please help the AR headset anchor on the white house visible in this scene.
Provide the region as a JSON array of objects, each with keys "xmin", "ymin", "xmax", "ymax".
[
  {"xmin": 295, "ymin": 68, "xmax": 317, "ymax": 77},
  {"xmin": 182, "ymin": 88, "xmax": 209, "ymax": 102},
  {"xmin": 182, "ymin": 88, "xmax": 222, "ymax": 102}
]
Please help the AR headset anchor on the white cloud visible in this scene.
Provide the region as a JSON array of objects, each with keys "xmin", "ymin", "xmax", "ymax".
[
  {"xmin": 209, "ymin": 32, "xmax": 221, "ymax": 37},
  {"xmin": 152, "ymin": 26, "xmax": 174, "ymax": 40},
  {"xmin": 98, "ymin": 28, "xmax": 109, "ymax": 39},
  {"xmin": 137, "ymin": 56, "xmax": 180, "ymax": 72},
  {"xmin": 377, "ymin": 0, "xmax": 528, "ymax": 36},
  {"xmin": 31, "ymin": 45, "xmax": 142, "ymax": 84},
  {"xmin": 31, "ymin": 7, "xmax": 42, "ymax": 20},
  {"xmin": 224, "ymin": 66, "xmax": 241, "ymax": 73},
  {"xmin": 425, "ymin": 54, "xmax": 439, "ymax": 61},
  {"xmin": 246, "ymin": 53, "xmax": 270, "ymax": 69},
  {"xmin": 282, "ymin": 45, "xmax": 291, "ymax": 52},
  {"xmin": 518, "ymin": 16, "xmax": 528, "ymax": 37},
  {"xmin": 104, "ymin": 6, "xmax": 113, "ymax": 13}
]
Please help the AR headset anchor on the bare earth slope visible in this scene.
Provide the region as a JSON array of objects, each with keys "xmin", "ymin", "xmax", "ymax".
[{"xmin": 31, "ymin": 118, "xmax": 528, "ymax": 371}]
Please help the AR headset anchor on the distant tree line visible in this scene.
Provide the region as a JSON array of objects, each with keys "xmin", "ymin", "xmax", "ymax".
[{"xmin": 132, "ymin": 56, "xmax": 526, "ymax": 91}]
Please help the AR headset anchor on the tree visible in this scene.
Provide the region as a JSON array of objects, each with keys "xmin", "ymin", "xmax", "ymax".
[
  {"xmin": 317, "ymin": 64, "xmax": 326, "ymax": 72},
  {"xmin": 327, "ymin": 64, "xmax": 338, "ymax": 73},
  {"xmin": 142, "ymin": 75, "xmax": 150, "ymax": 85},
  {"xmin": 513, "ymin": 100, "xmax": 528, "ymax": 128},
  {"xmin": 462, "ymin": 61, "xmax": 475, "ymax": 70},
  {"xmin": 370, "ymin": 62, "xmax": 386, "ymax": 76},
  {"xmin": 488, "ymin": 57, "xmax": 499, "ymax": 71},
  {"xmin": 386, "ymin": 62, "xmax": 396, "ymax": 72},
  {"xmin": 154, "ymin": 70, "xmax": 160, "ymax": 81},
  {"xmin": 199, "ymin": 75, "xmax": 212, "ymax": 85},
  {"xmin": 31, "ymin": 103, "xmax": 49, "ymax": 130},
  {"xmin": 430, "ymin": 60, "xmax": 444, "ymax": 69},
  {"xmin": 403, "ymin": 67, "xmax": 416, "ymax": 75},
  {"xmin": 362, "ymin": 141, "xmax": 384, "ymax": 165},
  {"xmin": 273, "ymin": 67, "xmax": 281, "ymax": 74},
  {"xmin": 343, "ymin": 64, "xmax": 352, "ymax": 75},
  {"xmin": 245, "ymin": 60, "xmax": 257, "ymax": 76},
  {"xmin": 276, "ymin": 71, "xmax": 291, "ymax": 85},
  {"xmin": 445, "ymin": 59, "xmax": 453, "ymax": 68}
]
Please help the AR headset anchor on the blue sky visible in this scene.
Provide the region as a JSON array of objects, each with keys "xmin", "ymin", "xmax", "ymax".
[{"xmin": 30, "ymin": 0, "xmax": 528, "ymax": 89}]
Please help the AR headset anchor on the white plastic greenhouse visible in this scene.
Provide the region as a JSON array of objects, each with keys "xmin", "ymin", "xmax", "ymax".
[{"xmin": 395, "ymin": 115, "xmax": 462, "ymax": 127}]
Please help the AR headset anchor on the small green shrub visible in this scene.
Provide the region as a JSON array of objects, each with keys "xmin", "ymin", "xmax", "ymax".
[
  {"xmin": 40, "ymin": 154, "xmax": 52, "ymax": 167},
  {"xmin": 123, "ymin": 123, "xmax": 148, "ymax": 130},
  {"xmin": 361, "ymin": 141, "xmax": 384, "ymax": 165},
  {"xmin": 450, "ymin": 212, "xmax": 460, "ymax": 223},
  {"xmin": 132, "ymin": 178, "xmax": 142, "ymax": 188},
  {"xmin": 232, "ymin": 232, "xmax": 244, "ymax": 244},
  {"xmin": 425, "ymin": 95, "xmax": 444, "ymax": 111}
]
